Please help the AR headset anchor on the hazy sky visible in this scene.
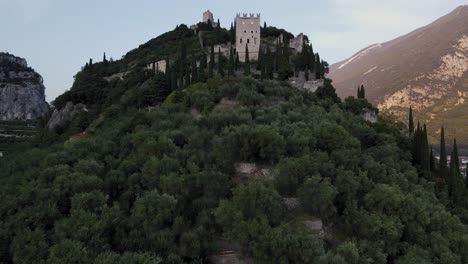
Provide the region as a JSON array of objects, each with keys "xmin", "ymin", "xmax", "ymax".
[{"xmin": 1, "ymin": 0, "xmax": 466, "ymax": 102}]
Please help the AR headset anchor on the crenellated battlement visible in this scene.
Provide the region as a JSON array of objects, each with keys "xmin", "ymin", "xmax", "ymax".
[{"xmin": 236, "ymin": 13, "xmax": 261, "ymax": 19}]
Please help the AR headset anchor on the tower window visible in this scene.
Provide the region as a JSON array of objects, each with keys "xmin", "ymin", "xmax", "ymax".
[
  {"xmin": 240, "ymin": 38, "xmax": 243, "ymax": 43},
  {"xmin": 251, "ymin": 30, "xmax": 253, "ymax": 33},
  {"xmin": 247, "ymin": 39, "xmax": 250, "ymax": 43}
]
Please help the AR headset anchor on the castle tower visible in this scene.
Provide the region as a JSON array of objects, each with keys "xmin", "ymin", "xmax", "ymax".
[
  {"xmin": 235, "ymin": 13, "xmax": 261, "ymax": 62},
  {"xmin": 203, "ymin": 10, "xmax": 214, "ymax": 24}
]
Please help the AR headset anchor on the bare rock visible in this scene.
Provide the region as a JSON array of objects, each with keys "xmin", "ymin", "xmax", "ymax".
[
  {"xmin": 47, "ymin": 102, "xmax": 87, "ymax": 130},
  {"xmin": 0, "ymin": 53, "xmax": 49, "ymax": 120},
  {"xmin": 234, "ymin": 163, "xmax": 258, "ymax": 174},
  {"xmin": 361, "ymin": 108, "xmax": 378, "ymax": 123},
  {"xmin": 283, "ymin": 197, "xmax": 301, "ymax": 210}
]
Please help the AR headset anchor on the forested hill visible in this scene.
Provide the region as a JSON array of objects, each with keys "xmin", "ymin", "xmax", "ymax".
[
  {"xmin": 0, "ymin": 18, "xmax": 467, "ymax": 264},
  {"xmin": 1, "ymin": 76, "xmax": 468, "ymax": 263},
  {"xmin": 49, "ymin": 21, "xmax": 327, "ymax": 136}
]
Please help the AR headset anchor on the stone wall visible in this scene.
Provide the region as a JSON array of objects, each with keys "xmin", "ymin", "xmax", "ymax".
[
  {"xmin": 235, "ymin": 13, "xmax": 260, "ymax": 62},
  {"xmin": 146, "ymin": 59, "xmax": 167, "ymax": 74},
  {"xmin": 213, "ymin": 43, "xmax": 231, "ymax": 58}
]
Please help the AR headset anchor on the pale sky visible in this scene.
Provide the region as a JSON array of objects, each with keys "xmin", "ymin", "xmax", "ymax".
[{"xmin": 1, "ymin": 0, "xmax": 466, "ymax": 102}]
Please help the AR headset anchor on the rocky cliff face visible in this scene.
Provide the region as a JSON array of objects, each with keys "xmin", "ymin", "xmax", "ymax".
[
  {"xmin": 0, "ymin": 53, "xmax": 49, "ymax": 120},
  {"xmin": 328, "ymin": 6, "xmax": 468, "ymax": 143},
  {"xmin": 47, "ymin": 102, "xmax": 88, "ymax": 130}
]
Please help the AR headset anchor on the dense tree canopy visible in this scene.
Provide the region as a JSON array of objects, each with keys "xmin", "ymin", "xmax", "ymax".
[{"xmin": 1, "ymin": 77, "xmax": 467, "ymax": 263}]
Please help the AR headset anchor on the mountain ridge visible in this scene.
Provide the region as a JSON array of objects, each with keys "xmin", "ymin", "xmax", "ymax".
[{"xmin": 328, "ymin": 5, "xmax": 468, "ymax": 143}]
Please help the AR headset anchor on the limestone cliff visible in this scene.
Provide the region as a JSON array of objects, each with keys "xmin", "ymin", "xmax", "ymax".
[{"xmin": 0, "ymin": 52, "xmax": 49, "ymax": 120}]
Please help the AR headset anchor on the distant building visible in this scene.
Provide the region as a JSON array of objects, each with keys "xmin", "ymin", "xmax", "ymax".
[
  {"xmin": 289, "ymin": 33, "xmax": 306, "ymax": 53},
  {"xmin": 203, "ymin": 10, "xmax": 215, "ymax": 24},
  {"xmin": 235, "ymin": 13, "xmax": 261, "ymax": 62},
  {"xmin": 191, "ymin": 10, "xmax": 219, "ymax": 32},
  {"xmin": 277, "ymin": 33, "xmax": 307, "ymax": 53},
  {"xmin": 146, "ymin": 59, "xmax": 167, "ymax": 74}
]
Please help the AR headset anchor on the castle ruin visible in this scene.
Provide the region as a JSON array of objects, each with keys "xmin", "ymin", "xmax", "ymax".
[
  {"xmin": 235, "ymin": 13, "xmax": 261, "ymax": 62},
  {"xmin": 146, "ymin": 59, "xmax": 167, "ymax": 74},
  {"xmin": 203, "ymin": 10, "xmax": 218, "ymax": 27},
  {"xmin": 289, "ymin": 33, "xmax": 306, "ymax": 53}
]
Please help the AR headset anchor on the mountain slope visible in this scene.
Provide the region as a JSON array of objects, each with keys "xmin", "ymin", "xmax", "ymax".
[{"xmin": 328, "ymin": 5, "xmax": 468, "ymax": 143}]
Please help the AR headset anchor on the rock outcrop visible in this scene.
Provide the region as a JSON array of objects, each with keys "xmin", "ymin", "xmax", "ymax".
[
  {"xmin": 0, "ymin": 53, "xmax": 49, "ymax": 120},
  {"xmin": 47, "ymin": 102, "xmax": 88, "ymax": 130}
]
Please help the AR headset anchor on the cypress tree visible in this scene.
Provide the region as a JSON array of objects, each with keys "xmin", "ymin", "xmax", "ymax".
[
  {"xmin": 264, "ymin": 21, "xmax": 267, "ymax": 29},
  {"xmin": 199, "ymin": 54, "xmax": 207, "ymax": 82},
  {"xmin": 209, "ymin": 44, "xmax": 215, "ymax": 78},
  {"xmin": 103, "ymin": 52, "xmax": 108, "ymax": 64},
  {"xmin": 230, "ymin": 23, "xmax": 235, "ymax": 42},
  {"xmin": 261, "ymin": 63, "xmax": 266, "ymax": 80},
  {"xmin": 453, "ymin": 139, "xmax": 460, "ymax": 173},
  {"xmin": 315, "ymin": 54, "xmax": 321, "ymax": 79},
  {"xmin": 235, "ymin": 52, "xmax": 240, "ymax": 72},
  {"xmin": 309, "ymin": 46, "xmax": 315, "ymax": 73},
  {"xmin": 449, "ymin": 150, "xmax": 456, "ymax": 195},
  {"xmin": 448, "ymin": 141, "xmax": 464, "ymax": 203},
  {"xmin": 430, "ymin": 147, "xmax": 437, "ymax": 172},
  {"xmin": 191, "ymin": 57, "xmax": 198, "ymax": 83},
  {"xmin": 244, "ymin": 44, "xmax": 250, "ymax": 76},
  {"xmin": 357, "ymin": 86, "xmax": 362, "ymax": 98},
  {"xmin": 266, "ymin": 46, "xmax": 273, "ymax": 79},
  {"xmin": 180, "ymin": 41, "xmax": 187, "ymax": 75},
  {"xmin": 409, "ymin": 107, "xmax": 415, "ymax": 135},
  {"xmin": 200, "ymin": 53, "xmax": 207, "ymax": 70},
  {"xmin": 421, "ymin": 124, "xmax": 430, "ymax": 175},
  {"xmin": 228, "ymin": 45, "xmax": 234, "ymax": 76},
  {"xmin": 274, "ymin": 40, "xmax": 280, "ymax": 72},
  {"xmin": 412, "ymin": 122, "xmax": 422, "ymax": 165},
  {"xmin": 218, "ymin": 47, "xmax": 225, "ymax": 77},
  {"xmin": 439, "ymin": 127, "xmax": 448, "ymax": 181},
  {"xmin": 320, "ymin": 60, "xmax": 326, "ymax": 79},
  {"xmin": 215, "ymin": 19, "xmax": 221, "ymax": 42},
  {"xmin": 283, "ymin": 40, "xmax": 290, "ymax": 64},
  {"xmin": 257, "ymin": 44, "xmax": 263, "ymax": 71},
  {"xmin": 360, "ymin": 85, "xmax": 365, "ymax": 98},
  {"xmin": 171, "ymin": 70, "xmax": 178, "ymax": 90},
  {"xmin": 277, "ymin": 41, "xmax": 290, "ymax": 80}
]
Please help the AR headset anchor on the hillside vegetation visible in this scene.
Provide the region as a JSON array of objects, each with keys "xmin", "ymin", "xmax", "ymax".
[{"xmin": 1, "ymin": 76, "xmax": 468, "ymax": 263}]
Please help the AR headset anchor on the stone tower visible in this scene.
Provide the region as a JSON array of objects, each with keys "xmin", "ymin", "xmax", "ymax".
[
  {"xmin": 203, "ymin": 10, "xmax": 214, "ymax": 24},
  {"xmin": 235, "ymin": 13, "xmax": 260, "ymax": 62}
]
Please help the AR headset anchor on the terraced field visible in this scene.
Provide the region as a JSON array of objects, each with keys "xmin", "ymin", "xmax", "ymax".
[{"xmin": 0, "ymin": 120, "xmax": 38, "ymax": 156}]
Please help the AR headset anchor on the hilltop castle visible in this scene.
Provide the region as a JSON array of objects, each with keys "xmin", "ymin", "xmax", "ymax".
[{"xmin": 149, "ymin": 10, "xmax": 308, "ymax": 72}]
